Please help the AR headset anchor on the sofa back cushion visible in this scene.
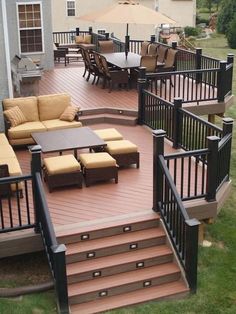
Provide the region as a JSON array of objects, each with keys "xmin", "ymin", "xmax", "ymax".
[
  {"xmin": 3, "ymin": 96, "xmax": 39, "ymax": 121},
  {"xmin": 38, "ymin": 93, "xmax": 71, "ymax": 121}
]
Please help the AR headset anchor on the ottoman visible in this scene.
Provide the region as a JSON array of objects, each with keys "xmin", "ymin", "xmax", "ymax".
[
  {"xmin": 43, "ymin": 154, "xmax": 83, "ymax": 192},
  {"xmin": 94, "ymin": 128, "xmax": 123, "ymax": 141},
  {"xmin": 79, "ymin": 152, "xmax": 118, "ymax": 187},
  {"xmin": 105, "ymin": 140, "xmax": 140, "ymax": 168}
]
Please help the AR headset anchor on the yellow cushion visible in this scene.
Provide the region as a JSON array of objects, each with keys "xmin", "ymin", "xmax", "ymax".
[
  {"xmin": 0, "ymin": 157, "xmax": 23, "ymax": 191},
  {"xmin": 38, "ymin": 93, "xmax": 71, "ymax": 121},
  {"xmin": 3, "ymin": 96, "xmax": 39, "ymax": 121},
  {"xmin": 80, "ymin": 152, "xmax": 116, "ymax": 169},
  {"xmin": 8, "ymin": 138, "xmax": 36, "ymax": 146},
  {"xmin": 4, "ymin": 106, "xmax": 27, "ymax": 127},
  {"xmin": 0, "ymin": 145, "xmax": 16, "ymax": 158},
  {"xmin": 94, "ymin": 128, "xmax": 123, "ymax": 141},
  {"xmin": 42, "ymin": 119, "xmax": 82, "ymax": 131},
  {"xmin": 60, "ymin": 106, "xmax": 79, "ymax": 122},
  {"xmin": 44, "ymin": 155, "xmax": 81, "ymax": 175},
  {"xmin": 84, "ymin": 34, "xmax": 92, "ymax": 44},
  {"xmin": 0, "ymin": 133, "xmax": 9, "ymax": 145},
  {"xmin": 75, "ymin": 35, "xmax": 85, "ymax": 44},
  {"xmin": 8, "ymin": 121, "xmax": 46, "ymax": 140},
  {"xmin": 106, "ymin": 140, "xmax": 138, "ymax": 154}
]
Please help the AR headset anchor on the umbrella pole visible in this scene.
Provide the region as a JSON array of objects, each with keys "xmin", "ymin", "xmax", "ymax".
[{"xmin": 125, "ymin": 23, "xmax": 130, "ymax": 58}]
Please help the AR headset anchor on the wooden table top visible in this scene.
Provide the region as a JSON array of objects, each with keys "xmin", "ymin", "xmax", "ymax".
[
  {"xmin": 101, "ymin": 52, "xmax": 141, "ymax": 69},
  {"xmin": 31, "ymin": 127, "xmax": 106, "ymax": 154}
]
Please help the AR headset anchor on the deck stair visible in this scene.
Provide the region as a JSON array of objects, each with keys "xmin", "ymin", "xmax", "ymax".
[
  {"xmin": 78, "ymin": 107, "xmax": 138, "ymax": 126},
  {"xmin": 55, "ymin": 211, "xmax": 189, "ymax": 314}
]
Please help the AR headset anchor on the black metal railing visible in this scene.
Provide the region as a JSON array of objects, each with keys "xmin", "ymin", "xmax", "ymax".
[
  {"xmin": 153, "ymin": 130, "xmax": 200, "ymax": 292},
  {"xmin": 0, "ymin": 174, "xmax": 35, "ymax": 233}
]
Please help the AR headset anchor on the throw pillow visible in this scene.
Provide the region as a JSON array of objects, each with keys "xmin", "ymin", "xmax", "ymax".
[
  {"xmin": 75, "ymin": 35, "xmax": 85, "ymax": 44},
  {"xmin": 84, "ymin": 35, "xmax": 92, "ymax": 44},
  {"xmin": 4, "ymin": 106, "xmax": 27, "ymax": 127},
  {"xmin": 60, "ymin": 106, "xmax": 79, "ymax": 122}
]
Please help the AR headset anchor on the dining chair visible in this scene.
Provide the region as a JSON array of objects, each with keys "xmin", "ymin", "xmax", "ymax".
[
  {"xmin": 156, "ymin": 45, "xmax": 168, "ymax": 63},
  {"xmin": 98, "ymin": 40, "xmax": 115, "ymax": 53},
  {"xmin": 93, "ymin": 52, "xmax": 106, "ymax": 86},
  {"xmin": 157, "ymin": 48, "xmax": 178, "ymax": 86},
  {"xmin": 83, "ymin": 49, "xmax": 99, "ymax": 83},
  {"xmin": 147, "ymin": 43, "xmax": 159, "ymax": 56},
  {"xmin": 140, "ymin": 41, "xmax": 150, "ymax": 56},
  {"xmin": 140, "ymin": 55, "xmax": 157, "ymax": 72},
  {"xmin": 99, "ymin": 55, "xmax": 129, "ymax": 92}
]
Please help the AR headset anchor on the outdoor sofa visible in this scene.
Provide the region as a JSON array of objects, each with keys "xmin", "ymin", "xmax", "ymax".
[{"xmin": 3, "ymin": 93, "xmax": 82, "ymax": 146}]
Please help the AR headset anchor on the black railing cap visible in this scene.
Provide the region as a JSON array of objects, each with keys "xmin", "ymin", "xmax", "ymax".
[
  {"xmin": 152, "ymin": 129, "xmax": 166, "ymax": 137},
  {"xmin": 51, "ymin": 243, "xmax": 67, "ymax": 253},
  {"xmin": 29, "ymin": 145, "xmax": 42, "ymax": 153},
  {"xmin": 185, "ymin": 218, "xmax": 201, "ymax": 227},
  {"xmin": 222, "ymin": 117, "xmax": 234, "ymax": 124}
]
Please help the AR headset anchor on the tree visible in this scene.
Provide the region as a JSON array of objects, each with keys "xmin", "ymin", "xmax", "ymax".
[
  {"xmin": 226, "ymin": 13, "xmax": 236, "ymax": 48},
  {"xmin": 217, "ymin": 0, "xmax": 236, "ymax": 33}
]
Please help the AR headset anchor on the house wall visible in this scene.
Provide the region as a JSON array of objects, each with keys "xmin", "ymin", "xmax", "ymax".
[
  {"xmin": 0, "ymin": 0, "xmax": 54, "ymax": 131},
  {"xmin": 51, "ymin": 0, "xmax": 196, "ymax": 42}
]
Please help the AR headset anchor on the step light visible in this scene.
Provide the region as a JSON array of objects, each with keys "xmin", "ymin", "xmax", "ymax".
[
  {"xmin": 93, "ymin": 271, "xmax": 101, "ymax": 277},
  {"xmin": 136, "ymin": 261, "xmax": 144, "ymax": 268},
  {"xmin": 143, "ymin": 280, "xmax": 152, "ymax": 287},
  {"xmin": 87, "ymin": 252, "xmax": 95, "ymax": 258},
  {"xmin": 99, "ymin": 291, "xmax": 108, "ymax": 297},
  {"xmin": 81, "ymin": 234, "xmax": 89, "ymax": 240},
  {"xmin": 130, "ymin": 243, "xmax": 138, "ymax": 250},
  {"xmin": 123, "ymin": 226, "xmax": 131, "ymax": 232}
]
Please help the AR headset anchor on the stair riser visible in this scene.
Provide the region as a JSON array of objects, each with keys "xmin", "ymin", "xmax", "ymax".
[
  {"xmin": 66, "ymin": 236, "xmax": 166, "ymax": 263},
  {"xmin": 80, "ymin": 108, "xmax": 138, "ymax": 117},
  {"xmin": 69, "ymin": 271, "xmax": 181, "ymax": 305},
  {"xmin": 67, "ymin": 253, "xmax": 173, "ymax": 284},
  {"xmin": 59, "ymin": 219, "xmax": 160, "ymax": 245},
  {"xmin": 80, "ymin": 116, "xmax": 137, "ymax": 126}
]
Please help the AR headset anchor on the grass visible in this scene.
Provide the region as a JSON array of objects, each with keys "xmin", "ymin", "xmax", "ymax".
[{"xmin": 1, "ymin": 33, "xmax": 236, "ymax": 314}]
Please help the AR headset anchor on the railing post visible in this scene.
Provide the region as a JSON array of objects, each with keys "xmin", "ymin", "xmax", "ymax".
[
  {"xmin": 227, "ymin": 53, "xmax": 234, "ymax": 65},
  {"xmin": 217, "ymin": 61, "xmax": 227, "ymax": 102},
  {"xmin": 52, "ymin": 244, "xmax": 69, "ymax": 314},
  {"xmin": 105, "ymin": 32, "xmax": 109, "ymax": 40},
  {"xmin": 137, "ymin": 68, "xmax": 147, "ymax": 125},
  {"xmin": 173, "ymin": 98, "xmax": 182, "ymax": 149},
  {"xmin": 30, "ymin": 145, "xmax": 42, "ymax": 233},
  {"xmin": 150, "ymin": 35, "xmax": 155, "ymax": 43},
  {"xmin": 153, "ymin": 130, "xmax": 166, "ymax": 212},
  {"xmin": 185, "ymin": 218, "xmax": 200, "ymax": 293},
  {"xmin": 75, "ymin": 27, "xmax": 80, "ymax": 36},
  {"xmin": 206, "ymin": 136, "xmax": 220, "ymax": 202},
  {"xmin": 222, "ymin": 117, "xmax": 234, "ymax": 136},
  {"xmin": 195, "ymin": 48, "xmax": 202, "ymax": 83},
  {"xmin": 172, "ymin": 41, "xmax": 177, "ymax": 49},
  {"xmin": 88, "ymin": 26, "xmax": 93, "ymax": 34}
]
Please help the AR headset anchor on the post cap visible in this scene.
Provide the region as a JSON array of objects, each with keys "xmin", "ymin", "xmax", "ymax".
[{"xmin": 152, "ymin": 129, "xmax": 166, "ymax": 137}]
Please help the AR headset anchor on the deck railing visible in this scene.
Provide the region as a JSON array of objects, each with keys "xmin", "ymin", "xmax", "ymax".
[{"xmin": 153, "ymin": 130, "xmax": 200, "ymax": 292}]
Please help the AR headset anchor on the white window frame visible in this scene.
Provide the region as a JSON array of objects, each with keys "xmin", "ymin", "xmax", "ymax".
[
  {"xmin": 66, "ymin": 0, "xmax": 76, "ymax": 17},
  {"xmin": 16, "ymin": 1, "xmax": 45, "ymax": 55}
]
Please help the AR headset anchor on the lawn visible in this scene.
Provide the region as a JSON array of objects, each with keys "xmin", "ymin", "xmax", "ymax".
[{"xmin": 0, "ymin": 34, "xmax": 236, "ymax": 314}]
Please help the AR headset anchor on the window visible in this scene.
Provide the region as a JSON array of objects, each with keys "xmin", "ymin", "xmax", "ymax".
[
  {"xmin": 17, "ymin": 3, "xmax": 43, "ymax": 54},
  {"xmin": 67, "ymin": 1, "xmax": 75, "ymax": 17}
]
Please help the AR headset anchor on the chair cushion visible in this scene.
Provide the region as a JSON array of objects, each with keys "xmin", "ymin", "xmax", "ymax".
[
  {"xmin": 38, "ymin": 93, "xmax": 71, "ymax": 121},
  {"xmin": 4, "ymin": 106, "xmax": 27, "ymax": 127},
  {"xmin": 84, "ymin": 35, "xmax": 92, "ymax": 44},
  {"xmin": 75, "ymin": 35, "xmax": 85, "ymax": 44},
  {"xmin": 44, "ymin": 155, "xmax": 81, "ymax": 175},
  {"xmin": 3, "ymin": 96, "xmax": 39, "ymax": 121},
  {"xmin": 8, "ymin": 121, "xmax": 46, "ymax": 140},
  {"xmin": 0, "ymin": 133, "xmax": 9, "ymax": 145},
  {"xmin": 94, "ymin": 128, "xmax": 123, "ymax": 141},
  {"xmin": 60, "ymin": 106, "xmax": 79, "ymax": 122},
  {"xmin": 106, "ymin": 140, "xmax": 138, "ymax": 154},
  {"xmin": 0, "ymin": 157, "xmax": 23, "ymax": 191},
  {"xmin": 80, "ymin": 152, "xmax": 117, "ymax": 169},
  {"xmin": 0, "ymin": 145, "xmax": 16, "ymax": 158},
  {"xmin": 42, "ymin": 119, "xmax": 82, "ymax": 131}
]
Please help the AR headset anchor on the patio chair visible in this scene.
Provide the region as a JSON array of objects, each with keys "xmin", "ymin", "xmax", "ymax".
[
  {"xmin": 147, "ymin": 43, "xmax": 159, "ymax": 56},
  {"xmin": 0, "ymin": 164, "xmax": 11, "ymax": 197},
  {"xmin": 140, "ymin": 41, "xmax": 150, "ymax": 56},
  {"xmin": 156, "ymin": 45, "xmax": 168, "ymax": 63},
  {"xmin": 54, "ymin": 47, "xmax": 69, "ymax": 66},
  {"xmin": 140, "ymin": 55, "xmax": 157, "ymax": 72},
  {"xmin": 92, "ymin": 52, "xmax": 106, "ymax": 86},
  {"xmin": 82, "ymin": 48, "xmax": 100, "ymax": 83},
  {"xmin": 157, "ymin": 48, "xmax": 179, "ymax": 86},
  {"xmin": 99, "ymin": 55, "xmax": 129, "ymax": 92},
  {"xmin": 98, "ymin": 40, "xmax": 115, "ymax": 53}
]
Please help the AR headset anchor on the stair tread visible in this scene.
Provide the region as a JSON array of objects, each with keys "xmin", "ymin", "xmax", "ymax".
[
  {"xmin": 66, "ymin": 227, "xmax": 165, "ymax": 256},
  {"xmin": 80, "ymin": 113, "xmax": 137, "ymax": 120},
  {"xmin": 68, "ymin": 263, "xmax": 180, "ymax": 297},
  {"xmin": 67, "ymin": 245, "xmax": 172, "ymax": 276},
  {"xmin": 70, "ymin": 281, "xmax": 189, "ymax": 314},
  {"xmin": 56, "ymin": 211, "xmax": 159, "ymax": 239}
]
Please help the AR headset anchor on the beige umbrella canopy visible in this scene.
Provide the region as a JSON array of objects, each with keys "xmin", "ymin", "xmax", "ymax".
[{"xmin": 80, "ymin": 0, "xmax": 176, "ymax": 55}]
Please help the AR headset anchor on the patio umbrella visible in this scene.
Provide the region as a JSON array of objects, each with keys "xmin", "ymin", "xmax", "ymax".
[{"xmin": 79, "ymin": 0, "xmax": 176, "ymax": 56}]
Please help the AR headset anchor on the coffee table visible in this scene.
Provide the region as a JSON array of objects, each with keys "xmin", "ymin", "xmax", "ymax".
[{"xmin": 31, "ymin": 127, "xmax": 106, "ymax": 159}]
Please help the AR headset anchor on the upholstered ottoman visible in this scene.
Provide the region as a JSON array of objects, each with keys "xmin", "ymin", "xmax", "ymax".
[
  {"xmin": 94, "ymin": 128, "xmax": 123, "ymax": 141},
  {"xmin": 79, "ymin": 152, "xmax": 118, "ymax": 187},
  {"xmin": 105, "ymin": 140, "xmax": 140, "ymax": 168},
  {"xmin": 43, "ymin": 154, "xmax": 83, "ymax": 192}
]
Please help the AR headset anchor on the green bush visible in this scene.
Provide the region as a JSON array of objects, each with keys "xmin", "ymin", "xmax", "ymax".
[
  {"xmin": 196, "ymin": 15, "xmax": 209, "ymax": 25},
  {"xmin": 184, "ymin": 26, "xmax": 201, "ymax": 37},
  {"xmin": 217, "ymin": 0, "xmax": 236, "ymax": 34},
  {"xmin": 226, "ymin": 13, "xmax": 236, "ymax": 48}
]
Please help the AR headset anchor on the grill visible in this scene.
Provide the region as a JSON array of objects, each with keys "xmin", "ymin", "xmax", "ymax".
[{"xmin": 11, "ymin": 55, "xmax": 42, "ymax": 97}]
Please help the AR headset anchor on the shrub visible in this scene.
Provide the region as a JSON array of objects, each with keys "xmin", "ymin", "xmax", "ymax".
[
  {"xmin": 226, "ymin": 13, "xmax": 236, "ymax": 48},
  {"xmin": 196, "ymin": 15, "xmax": 209, "ymax": 25},
  {"xmin": 217, "ymin": 0, "xmax": 236, "ymax": 34},
  {"xmin": 184, "ymin": 26, "xmax": 201, "ymax": 37}
]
